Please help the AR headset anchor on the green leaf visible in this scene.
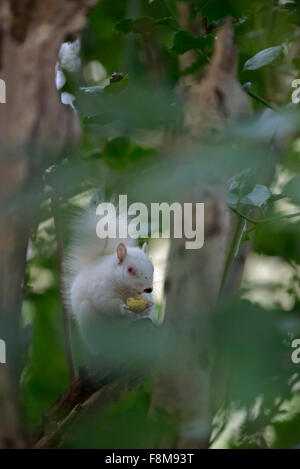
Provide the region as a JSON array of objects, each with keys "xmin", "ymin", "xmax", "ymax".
[
  {"xmin": 154, "ymin": 17, "xmax": 175, "ymax": 29},
  {"xmin": 292, "ymin": 57, "xmax": 300, "ymax": 69},
  {"xmin": 105, "ymin": 137, "xmax": 131, "ymax": 160},
  {"xmin": 228, "ymin": 170, "xmax": 271, "ymax": 208},
  {"xmin": 283, "ymin": 176, "xmax": 300, "ymax": 205},
  {"xmin": 242, "ymin": 184, "xmax": 271, "ymax": 207},
  {"xmin": 115, "ymin": 18, "xmax": 133, "ymax": 34},
  {"xmin": 128, "ymin": 145, "xmax": 156, "ymax": 162},
  {"xmin": 241, "ymin": 230, "xmax": 251, "ymax": 243},
  {"xmin": 172, "ymin": 30, "xmax": 213, "ymax": 55},
  {"xmin": 80, "ymin": 86, "xmax": 105, "ymax": 94},
  {"xmin": 228, "ymin": 168, "xmax": 256, "ymax": 197},
  {"xmin": 115, "ymin": 17, "xmax": 168, "ymax": 35},
  {"xmin": 82, "ymin": 112, "xmax": 114, "ymax": 125},
  {"xmin": 198, "ymin": 0, "xmax": 242, "ymax": 22},
  {"xmin": 132, "ymin": 17, "xmax": 155, "ymax": 34},
  {"xmin": 104, "ymin": 74, "xmax": 129, "ymax": 95},
  {"xmin": 244, "ymin": 45, "xmax": 284, "ymax": 71},
  {"xmin": 84, "ymin": 149, "xmax": 104, "ymax": 160},
  {"xmin": 254, "ymin": 218, "xmax": 300, "ymax": 263}
]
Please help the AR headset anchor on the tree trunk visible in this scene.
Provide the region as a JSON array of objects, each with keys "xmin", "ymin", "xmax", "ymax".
[
  {"xmin": 150, "ymin": 8, "xmax": 251, "ymax": 448},
  {"xmin": 0, "ymin": 0, "xmax": 97, "ymax": 448}
]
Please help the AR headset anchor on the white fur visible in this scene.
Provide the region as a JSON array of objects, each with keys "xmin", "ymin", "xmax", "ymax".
[{"xmin": 64, "ymin": 206, "xmax": 154, "ymax": 353}]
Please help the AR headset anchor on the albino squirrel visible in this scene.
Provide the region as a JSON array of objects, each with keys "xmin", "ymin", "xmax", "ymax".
[{"xmin": 64, "ymin": 204, "xmax": 154, "ymax": 353}]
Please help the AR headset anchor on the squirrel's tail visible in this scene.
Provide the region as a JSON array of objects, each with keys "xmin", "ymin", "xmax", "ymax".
[
  {"xmin": 64, "ymin": 203, "xmax": 136, "ymax": 280},
  {"xmin": 63, "ymin": 202, "xmax": 137, "ymax": 309}
]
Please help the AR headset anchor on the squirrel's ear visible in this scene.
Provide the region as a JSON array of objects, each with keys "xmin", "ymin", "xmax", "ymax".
[
  {"xmin": 117, "ymin": 243, "xmax": 127, "ymax": 263},
  {"xmin": 142, "ymin": 242, "xmax": 148, "ymax": 254}
]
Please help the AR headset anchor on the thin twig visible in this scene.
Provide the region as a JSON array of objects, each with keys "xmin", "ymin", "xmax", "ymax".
[
  {"xmin": 229, "ymin": 206, "xmax": 258, "ymax": 224},
  {"xmin": 34, "ymin": 365, "xmax": 147, "ymax": 448},
  {"xmin": 218, "ymin": 214, "xmax": 244, "ymax": 300},
  {"xmin": 243, "ymin": 85, "xmax": 282, "ymax": 112},
  {"xmin": 219, "ymin": 204, "xmax": 300, "ymax": 299},
  {"xmin": 51, "ymin": 195, "xmax": 76, "ymax": 383}
]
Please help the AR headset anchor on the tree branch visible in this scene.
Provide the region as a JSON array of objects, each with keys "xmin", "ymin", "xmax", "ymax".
[
  {"xmin": 34, "ymin": 363, "xmax": 149, "ymax": 448},
  {"xmin": 0, "ymin": 0, "xmax": 98, "ymax": 447},
  {"xmin": 51, "ymin": 195, "xmax": 76, "ymax": 383}
]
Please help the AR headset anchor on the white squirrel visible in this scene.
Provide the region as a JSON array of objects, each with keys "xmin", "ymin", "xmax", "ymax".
[{"xmin": 64, "ymin": 204, "xmax": 155, "ymax": 353}]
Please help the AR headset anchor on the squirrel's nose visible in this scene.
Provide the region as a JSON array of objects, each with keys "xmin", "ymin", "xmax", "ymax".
[{"xmin": 144, "ymin": 288, "xmax": 152, "ymax": 293}]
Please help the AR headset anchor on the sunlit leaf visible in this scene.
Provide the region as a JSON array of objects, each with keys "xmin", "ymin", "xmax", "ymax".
[
  {"xmin": 80, "ymin": 86, "xmax": 105, "ymax": 94},
  {"xmin": 244, "ymin": 45, "xmax": 284, "ymax": 71},
  {"xmin": 242, "ymin": 184, "xmax": 271, "ymax": 207}
]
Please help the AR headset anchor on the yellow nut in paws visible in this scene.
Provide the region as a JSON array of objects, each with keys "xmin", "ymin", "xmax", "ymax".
[{"xmin": 126, "ymin": 296, "xmax": 149, "ymax": 314}]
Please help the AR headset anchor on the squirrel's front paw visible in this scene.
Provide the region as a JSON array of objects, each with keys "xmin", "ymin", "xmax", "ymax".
[
  {"xmin": 120, "ymin": 304, "xmax": 139, "ymax": 320},
  {"xmin": 138, "ymin": 302, "xmax": 154, "ymax": 318},
  {"xmin": 120, "ymin": 302, "xmax": 153, "ymax": 321}
]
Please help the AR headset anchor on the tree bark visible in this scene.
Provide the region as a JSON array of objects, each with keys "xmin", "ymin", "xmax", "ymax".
[
  {"xmin": 150, "ymin": 8, "xmax": 251, "ymax": 448},
  {"xmin": 0, "ymin": 0, "xmax": 97, "ymax": 448}
]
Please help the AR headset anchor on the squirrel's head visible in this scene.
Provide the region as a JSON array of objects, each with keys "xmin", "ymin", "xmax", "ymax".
[{"xmin": 115, "ymin": 242, "xmax": 154, "ymax": 295}]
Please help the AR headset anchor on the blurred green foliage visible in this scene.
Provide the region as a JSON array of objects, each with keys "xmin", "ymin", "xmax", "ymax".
[{"xmin": 20, "ymin": 0, "xmax": 300, "ymax": 448}]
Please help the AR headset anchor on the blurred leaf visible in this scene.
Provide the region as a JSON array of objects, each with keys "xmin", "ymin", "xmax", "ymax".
[
  {"xmin": 242, "ymin": 184, "xmax": 271, "ymax": 207},
  {"xmin": 16, "ymin": 0, "xmax": 300, "ymax": 449},
  {"xmin": 104, "ymin": 74, "xmax": 129, "ymax": 95},
  {"xmin": 244, "ymin": 45, "xmax": 284, "ymax": 71},
  {"xmin": 197, "ymin": 0, "xmax": 247, "ymax": 21},
  {"xmin": 292, "ymin": 57, "xmax": 300, "ymax": 69},
  {"xmin": 155, "ymin": 16, "xmax": 175, "ymax": 28},
  {"xmin": 241, "ymin": 230, "xmax": 251, "ymax": 243},
  {"xmin": 22, "ymin": 290, "xmax": 69, "ymax": 426},
  {"xmin": 253, "ymin": 219, "xmax": 300, "ymax": 263},
  {"xmin": 132, "ymin": 17, "xmax": 155, "ymax": 34},
  {"xmin": 283, "ymin": 177, "xmax": 300, "ymax": 205},
  {"xmin": 83, "ymin": 112, "xmax": 114, "ymax": 125},
  {"xmin": 227, "ymin": 171, "xmax": 272, "ymax": 208},
  {"xmin": 61, "ymin": 380, "xmax": 174, "ymax": 449},
  {"xmin": 89, "ymin": 137, "xmax": 156, "ymax": 169},
  {"xmin": 229, "ymin": 168, "xmax": 256, "ymax": 197},
  {"xmin": 115, "ymin": 18, "xmax": 133, "ymax": 34},
  {"xmin": 105, "ymin": 137, "xmax": 131, "ymax": 160},
  {"xmin": 115, "ymin": 17, "xmax": 156, "ymax": 36},
  {"xmin": 80, "ymin": 86, "xmax": 105, "ymax": 94},
  {"xmin": 115, "ymin": 16, "xmax": 176, "ymax": 35},
  {"xmin": 172, "ymin": 30, "xmax": 213, "ymax": 55},
  {"xmin": 272, "ymin": 413, "xmax": 300, "ymax": 449},
  {"xmin": 213, "ymin": 300, "xmax": 297, "ymax": 408}
]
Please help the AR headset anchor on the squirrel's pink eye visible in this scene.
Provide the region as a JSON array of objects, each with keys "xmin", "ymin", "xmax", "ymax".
[{"xmin": 127, "ymin": 266, "xmax": 136, "ymax": 275}]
